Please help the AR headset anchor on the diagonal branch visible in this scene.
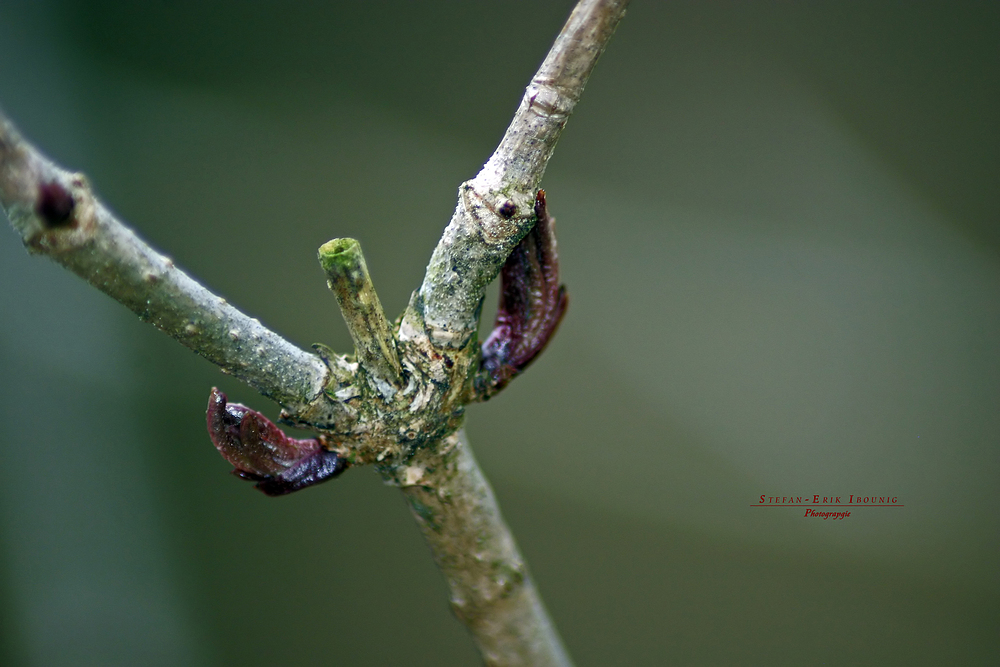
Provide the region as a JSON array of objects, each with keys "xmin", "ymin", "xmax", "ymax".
[
  {"xmin": 0, "ymin": 115, "xmax": 329, "ymax": 412},
  {"xmin": 400, "ymin": 429, "xmax": 573, "ymax": 667},
  {"xmin": 479, "ymin": 0, "xmax": 630, "ymax": 195},
  {"xmin": 413, "ymin": 0, "xmax": 629, "ymax": 347}
]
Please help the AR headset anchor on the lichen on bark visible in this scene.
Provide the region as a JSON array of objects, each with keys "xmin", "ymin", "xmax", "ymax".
[{"xmin": 0, "ymin": 1, "xmax": 630, "ymax": 665}]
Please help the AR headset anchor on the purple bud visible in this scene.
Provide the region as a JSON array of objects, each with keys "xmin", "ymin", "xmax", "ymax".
[
  {"xmin": 477, "ymin": 190, "xmax": 568, "ymax": 399},
  {"xmin": 206, "ymin": 388, "xmax": 347, "ymax": 496}
]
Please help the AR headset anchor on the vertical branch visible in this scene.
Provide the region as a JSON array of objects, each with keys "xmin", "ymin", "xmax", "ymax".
[{"xmin": 397, "ymin": 1, "xmax": 630, "ymax": 663}]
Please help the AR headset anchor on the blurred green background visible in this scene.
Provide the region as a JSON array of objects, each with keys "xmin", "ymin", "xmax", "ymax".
[{"xmin": 1, "ymin": 1, "xmax": 997, "ymax": 664}]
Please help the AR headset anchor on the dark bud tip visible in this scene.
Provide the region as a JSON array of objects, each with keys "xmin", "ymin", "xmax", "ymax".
[
  {"xmin": 206, "ymin": 387, "xmax": 348, "ymax": 496},
  {"xmin": 254, "ymin": 449, "xmax": 348, "ymax": 496},
  {"xmin": 498, "ymin": 200, "xmax": 517, "ymax": 219},
  {"xmin": 534, "ymin": 189, "xmax": 546, "ymax": 217},
  {"xmin": 36, "ymin": 181, "xmax": 76, "ymax": 228}
]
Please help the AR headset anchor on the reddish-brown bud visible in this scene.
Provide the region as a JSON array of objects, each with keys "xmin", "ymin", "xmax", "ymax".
[
  {"xmin": 206, "ymin": 388, "xmax": 346, "ymax": 496},
  {"xmin": 477, "ymin": 190, "xmax": 568, "ymax": 399}
]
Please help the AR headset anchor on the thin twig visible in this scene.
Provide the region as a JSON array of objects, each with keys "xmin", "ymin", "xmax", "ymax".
[
  {"xmin": 0, "ymin": 115, "xmax": 329, "ymax": 412},
  {"xmin": 414, "ymin": 0, "xmax": 630, "ymax": 345},
  {"xmin": 393, "ymin": 2, "xmax": 629, "ymax": 664}
]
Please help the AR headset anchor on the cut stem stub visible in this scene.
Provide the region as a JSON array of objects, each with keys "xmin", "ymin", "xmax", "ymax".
[{"xmin": 318, "ymin": 238, "xmax": 401, "ymax": 393}]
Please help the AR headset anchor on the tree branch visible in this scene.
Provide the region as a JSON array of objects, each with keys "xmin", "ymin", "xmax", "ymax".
[
  {"xmin": 413, "ymin": 0, "xmax": 629, "ymax": 346},
  {"xmin": 0, "ymin": 116, "xmax": 329, "ymax": 412},
  {"xmin": 0, "ymin": 1, "xmax": 629, "ymax": 665},
  {"xmin": 401, "ymin": 430, "xmax": 572, "ymax": 666}
]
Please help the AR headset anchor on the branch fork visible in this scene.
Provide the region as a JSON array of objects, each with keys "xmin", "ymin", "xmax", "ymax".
[
  {"xmin": 1, "ymin": 1, "xmax": 629, "ymax": 664},
  {"xmin": 238, "ymin": 191, "xmax": 567, "ymax": 483}
]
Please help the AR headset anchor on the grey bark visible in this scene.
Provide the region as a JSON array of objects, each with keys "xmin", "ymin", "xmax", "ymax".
[{"xmin": 0, "ymin": 1, "xmax": 630, "ymax": 664}]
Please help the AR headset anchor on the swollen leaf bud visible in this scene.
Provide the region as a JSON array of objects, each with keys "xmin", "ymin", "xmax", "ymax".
[
  {"xmin": 206, "ymin": 388, "xmax": 347, "ymax": 496},
  {"xmin": 476, "ymin": 190, "xmax": 568, "ymax": 399}
]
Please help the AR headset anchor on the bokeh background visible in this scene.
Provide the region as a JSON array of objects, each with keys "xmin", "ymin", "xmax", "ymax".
[{"xmin": 1, "ymin": 1, "xmax": 997, "ymax": 664}]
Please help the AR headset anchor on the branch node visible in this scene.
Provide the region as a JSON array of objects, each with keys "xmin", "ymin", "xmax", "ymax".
[{"xmin": 35, "ymin": 180, "xmax": 75, "ymax": 228}]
